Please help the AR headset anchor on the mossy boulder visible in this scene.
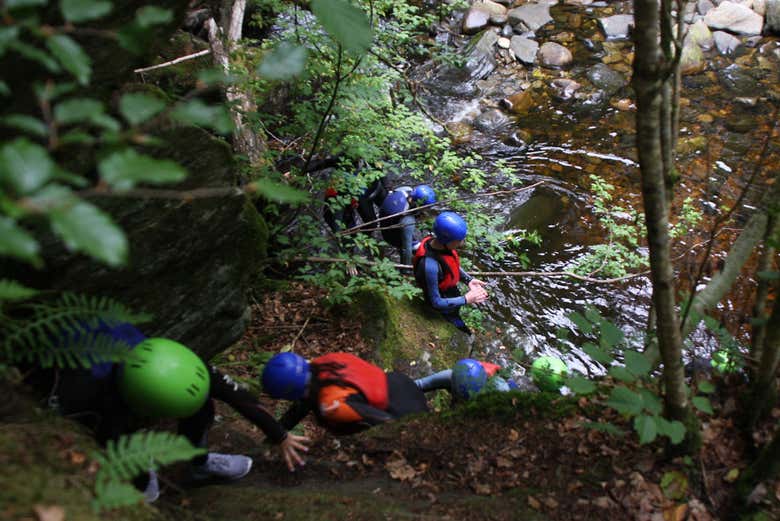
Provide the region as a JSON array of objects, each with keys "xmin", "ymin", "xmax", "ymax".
[{"xmin": 353, "ymin": 290, "xmax": 472, "ymax": 377}]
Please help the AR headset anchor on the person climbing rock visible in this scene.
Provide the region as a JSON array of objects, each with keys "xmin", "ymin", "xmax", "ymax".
[
  {"xmin": 378, "ymin": 184, "xmax": 437, "ymax": 266},
  {"xmin": 323, "ymin": 163, "xmax": 388, "ymax": 234},
  {"xmin": 414, "ymin": 358, "xmax": 517, "ymax": 402},
  {"xmin": 412, "ymin": 211, "xmax": 488, "ymax": 334},
  {"xmin": 261, "ymin": 351, "xmax": 429, "ymax": 436},
  {"xmin": 45, "ymin": 321, "xmax": 310, "ymax": 502}
]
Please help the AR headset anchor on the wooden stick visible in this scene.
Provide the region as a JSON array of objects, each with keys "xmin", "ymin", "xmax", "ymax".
[{"xmin": 133, "ymin": 50, "xmax": 211, "ymax": 74}]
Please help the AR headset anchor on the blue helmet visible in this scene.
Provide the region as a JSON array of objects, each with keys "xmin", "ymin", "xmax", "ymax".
[
  {"xmin": 452, "ymin": 358, "xmax": 487, "ymax": 400},
  {"xmin": 262, "ymin": 352, "xmax": 310, "ymax": 400},
  {"xmin": 411, "ymin": 184, "xmax": 437, "ymax": 205},
  {"xmin": 434, "ymin": 212, "xmax": 467, "ymax": 244},
  {"xmin": 379, "ymin": 190, "xmax": 409, "ymax": 217}
]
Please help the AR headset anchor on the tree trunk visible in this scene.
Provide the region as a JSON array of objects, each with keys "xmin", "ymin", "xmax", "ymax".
[
  {"xmin": 633, "ymin": 0, "xmax": 694, "ymax": 440},
  {"xmin": 206, "ymin": 0, "xmax": 265, "ymax": 164},
  {"xmin": 735, "ymin": 420, "xmax": 780, "ymax": 512},
  {"xmin": 751, "ymin": 214, "xmax": 778, "ymax": 366},
  {"xmin": 746, "ymin": 294, "xmax": 780, "ymax": 427}
]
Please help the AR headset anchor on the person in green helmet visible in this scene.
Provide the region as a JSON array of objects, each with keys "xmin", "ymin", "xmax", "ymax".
[{"xmin": 45, "ymin": 321, "xmax": 310, "ymax": 502}]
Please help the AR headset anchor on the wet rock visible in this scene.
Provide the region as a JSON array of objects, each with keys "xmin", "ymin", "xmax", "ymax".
[
  {"xmin": 538, "ymin": 42, "xmax": 573, "ymax": 68},
  {"xmin": 463, "ymin": 7, "xmax": 492, "ymax": 35},
  {"xmin": 753, "ymin": 0, "xmax": 767, "ymax": 16},
  {"xmin": 501, "ymin": 24, "xmax": 515, "ymax": 37},
  {"xmin": 475, "ymin": 0, "xmax": 508, "ymax": 16},
  {"xmin": 767, "ymin": 0, "xmax": 780, "ymax": 33},
  {"xmin": 508, "ymin": 3, "xmax": 553, "ymax": 31},
  {"xmin": 501, "ymin": 89, "xmax": 536, "ymax": 114},
  {"xmin": 612, "ymin": 98, "xmax": 635, "ymax": 111},
  {"xmin": 491, "ymin": 13, "xmax": 509, "ymax": 25},
  {"xmin": 474, "ymin": 108, "xmax": 511, "ymax": 133},
  {"xmin": 688, "ymin": 19, "xmax": 715, "ymax": 50},
  {"xmin": 565, "ymin": 0, "xmax": 595, "ymax": 5},
  {"xmin": 503, "ymin": 130, "xmax": 532, "ymax": 148},
  {"xmin": 585, "ymin": 63, "xmax": 626, "ymax": 95},
  {"xmin": 680, "ymin": 42, "xmax": 707, "ymax": 74},
  {"xmin": 713, "ymin": 30, "xmax": 743, "ymax": 53},
  {"xmin": 725, "ymin": 115, "xmax": 755, "ymax": 132},
  {"xmin": 445, "ymin": 121, "xmax": 474, "ymax": 144},
  {"xmin": 498, "ymin": 37, "xmax": 511, "ymax": 49},
  {"xmin": 599, "ymin": 14, "xmax": 635, "ymax": 39},
  {"xmin": 510, "ymin": 35, "xmax": 539, "ymax": 64},
  {"xmin": 493, "ymin": 0, "xmax": 513, "ymax": 5},
  {"xmin": 698, "ymin": 0, "xmax": 716, "ymax": 15},
  {"xmin": 717, "ymin": 63, "xmax": 761, "ymax": 95},
  {"xmin": 704, "ymin": 1, "xmax": 764, "ymax": 35},
  {"xmin": 551, "ymin": 31, "xmax": 577, "ymax": 43},
  {"xmin": 550, "ymin": 78, "xmax": 581, "ymax": 100},
  {"xmin": 463, "ymin": 30, "xmax": 499, "ymax": 80}
]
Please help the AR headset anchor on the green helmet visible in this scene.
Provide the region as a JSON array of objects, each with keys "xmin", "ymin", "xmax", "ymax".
[
  {"xmin": 710, "ymin": 350, "xmax": 738, "ymax": 373},
  {"xmin": 118, "ymin": 338, "xmax": 210, "ymax": 418},
  {"xmin": 530, "ymin": 356, "xmax": 568, "ymax": 392}
]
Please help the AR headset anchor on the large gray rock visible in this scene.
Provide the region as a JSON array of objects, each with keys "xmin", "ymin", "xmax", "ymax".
[
  {"xmin": 463, "ymin": 7, "xmax": 492, "ymax": 35},
  {"xmin": 585, "ymin": 63, "xmax": 626, "ymax": 95},
  {"xmin": 688, "ymin": 19, "xmax": 715, "ymax": 49},
  {"xmin": 538, "ymin": 42, "xmax": 573, "ymax": 68},
  {"xmin": 704, "ymin": 1, "xmax": 764, "ymax": 35},
  {"xmin": 35, "ymin": 126, "xmax": 268, "ymax": 360},
  {"xmin": 474, "ymin": 108, "xmax": 511, "ymax": 133},
  {"xmin": 508, "ymin": 3, "xmax": 553, "ymax": 31},
  {"xmin": 713, "ymin": 30, "xmax": 743, "ymax": 53},
  {"xmin": 767, "ymin": 0, "xmax": 780, "ymax": 33},
  {"xmin": 599, "ymin": 14, "xmax": 635, "ymax": 39},
  {"xmin": 510, "ymin": 35, "xmax": 540, "ymax": 64}
]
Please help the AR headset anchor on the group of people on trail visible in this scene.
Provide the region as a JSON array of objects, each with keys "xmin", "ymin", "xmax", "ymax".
[
  {"xmin": 42, "ymin": 320, "xmax": 535, "ymax": 503},
  {"xmin": 323, "ymin": 174, "xmax": 489, "ymax": 334}
]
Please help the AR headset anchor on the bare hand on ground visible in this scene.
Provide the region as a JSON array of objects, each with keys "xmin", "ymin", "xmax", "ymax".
[{"xmin": 280, "ymin": 433, "xmax": 310, "ymax": 471}]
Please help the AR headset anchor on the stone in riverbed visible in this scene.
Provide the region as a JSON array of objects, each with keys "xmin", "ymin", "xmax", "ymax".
[
  {"xmin": 510, "ymin": 36, "xmax": 539, "ymax": 64},
  {"xmin": 507, "ymin": 3, "xmax": 553, "ymax": 31},
  {"xmin": 713, "ymin": 30, "xmax": 742, "ymax": 53},
  {"xmin": 704, "ymin": 1, "xmax": 764, "ymax": 35},
  {"xmin": 599, "ymin": 14, "xmax": 635, "ymax": 39},
  {"xmin": 538, "ymin": 42, "xmax": 573, "ymax": 68}
]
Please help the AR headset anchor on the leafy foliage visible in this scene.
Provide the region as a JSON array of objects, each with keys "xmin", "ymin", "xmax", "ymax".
[{"xmin": 91, "ymin": 431, "xmax": 205, "ymax": 512}]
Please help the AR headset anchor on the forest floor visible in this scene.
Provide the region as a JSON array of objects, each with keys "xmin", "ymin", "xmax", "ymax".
[{"xmin": 149, "ymin": 283, "xmax": 779, "ymax": 521}]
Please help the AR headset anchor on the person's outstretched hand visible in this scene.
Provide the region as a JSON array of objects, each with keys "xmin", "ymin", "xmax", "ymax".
[
  {"xmin": 280, "ymin": 433, "xmax": 310, "ymax": 471},
  {"xmin": 468, "ymin": 279, "xmax": 487, "ymax": 291},
  {"xmin": 465, "ymin": 285, "xmax": 488, "ymax": 304}
]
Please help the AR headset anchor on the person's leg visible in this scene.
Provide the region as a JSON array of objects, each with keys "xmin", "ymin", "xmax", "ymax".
[
  {"xmin": 414, "ymin": 369, "xmax": 453, "ymax": 392},
  {"xmin": 385, "ymin": 372, "xmax": 430, "ymax": 417}
]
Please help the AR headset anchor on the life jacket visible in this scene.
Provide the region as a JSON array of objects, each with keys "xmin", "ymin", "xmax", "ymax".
[
  {"xmin": 412, "ymin": 236, "xmax": 461, "ymax": 293},
  {"xmin": 480, "ymin": 361, "xmax": 501, "ymax": 377},
  {"xmin": 312, "ymin": 353, "xmax": 389, "ymax": 410},
  {"xmin": 324, "ymin": 186, "xmax": 358, "ymax": 208}
]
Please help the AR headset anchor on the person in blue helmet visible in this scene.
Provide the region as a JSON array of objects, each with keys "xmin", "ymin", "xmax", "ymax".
[
  {"xmin": 39, "ymin": 321, "xmax": 310, "ymax": 502},
  {"xmin": 414, "ymin": 359, "xmax": 518, "ymax": 402},
  {"xmin": 412, "ymin": 212, "xmax": 488, "ymax": 334},
  {"xmin": 262, "ymin": 351, "xmax": 429, "ymax": 436},
  {"xmin": 379, "ymin": 184, "xmax": 437, "ymax": 265}
]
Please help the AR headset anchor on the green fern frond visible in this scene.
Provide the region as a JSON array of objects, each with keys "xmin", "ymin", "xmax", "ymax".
[
  {"xmin": 0, "ymin": 279, "xmax": 39, "ymax": 303},
  {"xmin": 1, "ymin": 292, "xmax": 152, "ymax": 368},
  {"xmin": 94, "ymin": 431, "xmax": 205, "ymax": 483},
  {"xmin": 91, "ymin": 478, "xmax": 144, "ymax": 512}
]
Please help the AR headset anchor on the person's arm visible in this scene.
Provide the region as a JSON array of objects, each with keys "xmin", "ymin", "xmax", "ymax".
[
  {"xmin": 424, "ymin": 257, "xmax": 466, "ymax": 311},
  {"xmin": 278, "ymin": 399, "xmax": 313, "ymax": 431}
]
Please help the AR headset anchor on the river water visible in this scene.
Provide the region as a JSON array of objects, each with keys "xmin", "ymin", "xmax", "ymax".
[{"xmin": 412, "ymin": 1, "xmax": 780, "ymax": 375}]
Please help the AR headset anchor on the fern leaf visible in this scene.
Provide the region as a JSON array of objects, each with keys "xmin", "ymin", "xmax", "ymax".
[
  {"xmin": 0, "ymin": 279, "xmax": 39, "ymax": 302},
  {"xmin": 91, "ymin": 478, "xmax": 144, "ymax": 512}
]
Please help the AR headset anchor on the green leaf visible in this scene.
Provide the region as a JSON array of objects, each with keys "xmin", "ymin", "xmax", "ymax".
[
  {"xmin": 0, "ymin": 27, "xmax": 20, "ymax": 57},
  {"xmin": 0, "ymin": 279, "xmax": 39, "ymax": 301},
  {"xmin": 692, "ymin": 396, "xmax": 714, "ymax": 415},
  {"xmin": 1, "ymin": 114, "xmax": 48, "ymax": 137},
  {"xmin": 582, "ymin": 421, "xmax": 625, "ymax": 436},
  {"xmin": 90, "ymin": 113, "xmax": 120, "ymax": 132},
  {"xmin": 49, "ymin": 195, "xmax": 128, "ymax": 266},
  {"xmin": 60, "ymin": 130, "xmax": 96, "ymax": 145},
  {"xmin": 633, "ymin": 414, "xmax": 657, "ymax": 444},
  {"xmin": 605, "ymin": 386, "xmax": 643, "ymax": 415},
  {"xmin": 660, "ymin": 470, "xmax": 688, "ymax": 500},
  {"xmin": 584, "ymin": 306, "xmax": 602, "ymax": 323},
  {"xmin": 136, "ymin": 6, "xmax": 172, "ymax": 27},
  {"xmin": 54, "ymin": 98, "xmax": 104, "ymax": 124},
  {"xmin": 98, "ymin": 149, "xmax": 186, "ymax": 191},
  {"xmin": 0, "ymin": 138, "xmax": 54, "ymax": 194},
  {"xmin": 655, "ymin": 417, "xmax": 686, "ymax": 444},
  {"xmin": 46, "ymin": 34, "xmax": 92, "ymax": 85},
  {"xmin": 565, "ymin": 375, "xmax": 596, "ymax": 395},
  {"xmin": 608, "ymin": 365, "xmax": 635, "ymax": 383},
  {"xmin": 582, "ymin": 341, "xmax": 614, "ymax": 365},
  {"xmin": 171, "ymin": 100, "xmax": 233, "ymax": 134},
  {"xmin": 311, "ymin": 0, "xmax": 373, "ymax": 54},
  {"xmin": 6, "ymin": 0, "xmax": 47, "ymax": 8},
  {"xmin": 251, "ymin": 178, "xmax": 310, "ymax": 204},
  {"xmin": 10, "ymin": 41, "xmax": 61, "ymax": 72},
  {"xmin": 60, "ymin": 0, "xmax": 113, "ymax": 22},
  {"xmin": 639, "ymin": 388, "xmax": 663, "ymax": 415},
  {"xmin": 117, "ymin": 23, "xmax": 149, "ymax": 54},
  {"xmin": 600, "ymin": 320, "xmax": 625, "ymax": 347},
  {"xmin": 624, "ymin": 350, "xmax": 651, "ymax": 377},
  {"xmin": 119, "ymin": 92, "xmax": 166, "ymax": 125},
  {"xmin": 0, "ymin": 81, "xmax": 9, "ymax": 96},
  {"xmin": 697, "ymin": 380, "xmax": 715, "ymax": 394},
  {"xmin": 0, "ymin": 217, "xmax": 42, "ymax": 266},
  {"xmin": 568, "ymin": 311, "xmax": 592, "ymax": 334},
  {"xmin": 258, "ymin": 42, "xmax": 308, "ymax": 80}
]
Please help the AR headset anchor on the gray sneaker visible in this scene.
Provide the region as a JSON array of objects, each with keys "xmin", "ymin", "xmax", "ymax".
[
  {"xmin": 143, "ymin": 470, "xmax": 160, "ymax": 503},
  {"xmin": 191, "ymin": 453, "xmax": 253, "ymax": 481}
]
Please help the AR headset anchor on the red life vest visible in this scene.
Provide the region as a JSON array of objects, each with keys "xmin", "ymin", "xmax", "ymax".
[
  {"xmin": 312, "ymin": 353, "xmax": 389, "ymax": 410},
  {"xmin": 480, "ymin": 361, "xmax": 501, "ymax": 377},
  {"xmin": 412, "ymin": 236, "xmax": 461, "ymax": 291}
]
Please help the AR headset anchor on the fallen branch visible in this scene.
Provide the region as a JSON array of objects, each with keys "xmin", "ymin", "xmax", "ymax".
[{"xmin": 133, "ymin": 50, "xmax": 211, "ymax": 74}]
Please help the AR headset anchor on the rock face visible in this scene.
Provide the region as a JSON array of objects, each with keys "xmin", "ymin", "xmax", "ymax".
[
  {"xmin": 33, "ymin": 126, "xmax": 268, "ymax": 361},
  {"xmin": 704, "ymin": 1, "xmax": 764, "ymax": 35},
  {"xmin": 767, "ymin": 0, "xmax": 780, "ymax": 33}
]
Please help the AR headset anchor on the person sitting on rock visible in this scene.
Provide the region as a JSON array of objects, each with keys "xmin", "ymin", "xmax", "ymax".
[
  {"xmin": 378, "ymin": 184, "xmax": 437, "ymax": 266},
  {"xmin": 412, "ymin": 211, "xmax": 488, "ymax": 334},
  {"xmin": 261, "ymin": 351, "xmax": 429, "ymax": 436},
  {"xmin": 47, "ymin": 321, "xmax": 310, "ymax": 502}
]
